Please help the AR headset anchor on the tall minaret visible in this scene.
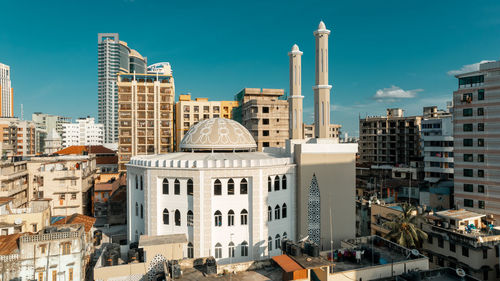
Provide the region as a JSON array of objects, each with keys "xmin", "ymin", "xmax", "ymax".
[
  {"xmin": 288, "ymin": 44, "xmax": 303, "ymax": 139},
  {"xmin": 313, "ymin": 21, "xmax": 332, "ymax": 138}
]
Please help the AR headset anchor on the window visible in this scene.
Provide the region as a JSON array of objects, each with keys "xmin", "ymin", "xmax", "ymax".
[
  {"xmin": 478, "ymin": 154, "xmax": 485, "ymax": 162},
  {"xmin": 478, "ymin": 108, "xmax": 484, "ymax": 116},
  {"xmin": 283, "ymin": 232, "xmax": 287, "ymax": 240},
  {"xmin": 187, "ymin": 210, "xmax": 193, "ymax": 226},
  {"xmin": 228, "ymin": 210, "xmax": 235, "ymax": 226},
  {"xmin": 263, "ymin": 142, "xmax": 270, "ymax": 147},
  {"xmin": 282, "ymin": 175, "xmax": 287, "ymax": 190},
  {"xmin": 478, "ymin": 185, "xmax": 485, "ymax": 193},
  {"xmin": 68, "ymin": 268, "xmax": 73, "ymax": 281},
  {"xmin": 274, "ymin": 176, "xmax": 280, "ymax": 191},
  {"xmin": 60, "ymin": 194, "xmax": 65, "ymax": 200},
  {"xmin": 214, "ymin": 210, "xmax": 222, "ymax": 227},
  {"xmin": 140, "ymin": 176, "xmax": 143, "ymax": 190},
  {"xmin": 263, "ymin": 107, "xmax": 269, "ymax": 113},
  {"xmin": 464, "ymin": 154, "xmax": 473, "ymax": 162},
  {"xmin": 275, "ymin": 234, "xmax": 281, "ymax": 250},
  {"xmin": 463, "ymin": 124, "xmax": 473, "ymax": 132},
  {"xmin": 274, "ymin": 205, "xmax": 281, "ymax": 220},
  {"xmin": 464, "ymin": 184, "xmax": 473, "ymax": 192},
  {"xmin": 135, "ymin": 175, "xmax": 138, "ymax": 189},
  {"xmin": 162, "ymin": 179, "xmax": 169, "ymax": 194},
  {"xmin": 463, "ymin": 108, "xmax": 473, "ymax": 117},
  {"xmin": 228, "ymin": 242, "xmax": 235, "ymax": 258},
  {"xmin": 187, "ymin": 243, "xmax": 194, "ymax": 258},
  {"xmin": 268, "ymin": 206, "xmax": 272, "ymax": 221},
  {"xmin": 464, "ymin": 199, "xmax": 474, "ymax": 208},
  {"xmin": 52, "ymin": 270, "xmax": 56, "ymax": 281},
  {"xmin": 263, "ymin": 119, "xmax": 269, "ymax": 125},
  {"xmin": 478, "ymin": 89, "xmax": 485, "ymax": 100},
  {"xmin": 268, "ymin": 177, "xmax": 272, "ymax": 192},
  {"xmin": 175, "ymin": 210, "xmax": 181, "ymax": 226},
  {"xmin": 228, "ymin": 179, "xmax": 234, "ymax": 195},
  {"xmin": 462, "ymin": 246, "xmax": 469, "ymax": 257},
  {"xmin": 214, "ymin": 179, "xmax": 222, "ymax": 195},
  {"xmin": 462, "ymin": 92, "xmax": 473, "ymax": 102},
  {"xmin": 62, "ymin": 242, "xmax": 71, "ymax": 255},
  {"xmin": 174, "ymin": 179, "xmax": 180, "ymax": 195},
  {"xmin": 463, "ymin": 139, "xmax": 473, "ymax": 147},
  {"xmin": 478, "ymin": 123, "xmax": 484, "ymax": 131},
  {"xmin": 187, "ymin": 179, "xmax": 193, "ymax": 196},
  {"xmin": 478, "ymin": 170, "xmax": 484, "ymax": 178},
  {"xmin": 135, "ymin": 203, "xmax": 138, "ymax": 216},
  {"xmin": 163, "ymin": 209, "xmax": 169, "ymax": 224},
  {"xmin": 483, "ymin": 248, "xmax": 488, "ymax": 259},
  {"xmin": 479, "ymin": 200, "xmax": 485, "ymax": 209},
  {"xmin": 483, "ymin": 270, "xmax": 488, "ymax": 281},
  {"xmin": 450, "ymin": 242, "xmax": 456, "ymax": 252},
  {"xmin": 39, "ymin": 272, "xmax": 43, "ymax": 281},
  {"xmin": 241, "ymin": 209, "xmax": 248, "ymax": 225},
  {"xmin": 282, "ymin": 203, "xmax": 287, "ymax": 218},
  {"xmin": 263, "ymin": 130, "xmax": 269, "ymax": 136},
  {"xmin": 140, "ymin": 204, "xmax": 144, "ymax": 219},
  {"xmin": 438, "ymin": 236, "xmax": 443, "ymax": 248},
  {"xmin": 71, "ymin": 193, "xmax": 76, "ymax": 200},
  {"xmin": 241, "ymin": 241, "xmax": 248, "ymax": 256},
  {"xmin": 268, "ymin": 236, "xmax": 273, "ymax": 251},
  {"xmin": 478, "ymin": 138, "xmax": 484, "ymax": 147},
  {"xmin": 215, "ymin": 243, "xmax": 222, "ymax": 259},
  {"xmin": 464, "ymin": 169, "xmax": 473, "ymax": 177},
  {"xmin": 240, "ymin": 179, "xmax": 248, "ymax": 194}
]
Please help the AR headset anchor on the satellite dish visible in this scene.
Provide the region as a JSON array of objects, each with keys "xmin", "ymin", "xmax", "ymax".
[
  {"xmin": 456, "ymin": 268, "xmax": 466, "ymax": 277},
  {"xmin": 14, "ymin": 218, "xmax": 22, "ymax": 225},
  {"xmin": 411, "ymin": 249, "xmax": 420, "ymax": 256},
  {"xmin": 299, "ymin": 235, "xmax": 309, "ymax": 242}
]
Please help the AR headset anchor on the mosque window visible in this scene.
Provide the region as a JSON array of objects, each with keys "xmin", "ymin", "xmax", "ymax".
[
  {"xmin": 268, "ymin": 177, "xmax": 272, "ymax": 192},
  {"xmin": 163, "ymin": 209, "xmax": 169, "ymax": 225},
  {"xmin": 187, "ymin": 210, "xmax": 193, "ymax": 226},
  {"xmin": 135, "ymin": 175, "xmax": 138, "ymax": 190},
  {"xmin": 175, "ymin": 210, "xmax": 181, "ymax": 226},
  {"xmin": 174, "ymin": 179, "xmax": 180, "ymax": 195},
  {"xmin": 135, "ymin": 203, "xmax": 138, "ymax": 216},
  {"xmin": 162, "ymin": 179, "xmax": 169, "ymax": 194},
  {"xmin": 275, "ymin": 234, "xmax": 281, "ymax": 249},
  {"xmin": 240, "ymin": 179, "xmax": 248, "ymax": 194},
  {"xmin": 214, "ymin": 210, "xmax": 222, "ymax": 227},
  {"xmin": 240, "ymin": 209, "xmax": 248, "ymax": 225},
  {"xmin": 268, "ymin": 206, "xmax": 272, "ymax": 221},
  {"xmin": 140, "ymin": 204, "xmax": 143, "ymax": 218},
  {"xmin": 228, "ymin": 242, "xmax": 235, "ymax": 257},
  {"xmin": 214, "ymin": 179, "xmax": 222, "ymax": 195},
  {"xmin": 187, "ymin": 243, "xmax": 194, "ymax": 258},
  {"xmin": 187, "ymin": 179, "xmax": 193, "ymax": 196},
  {"xmin": 268, "ymin": 236, "xmax": 273, "ymax": 252},
  {"xmin": 282, "ymin": 175, "xmax": 287, "ymax": 190},
  {"xmin": 228, "ymin": 179, "xmax": 234, "ymax": 195},
  {"xmin": 275, "ymin": 205, "xmax": 281, "ymax": 220},
  {"xmin": 241, "ymin": 241, "xmax": 248, "ymax": 256},
  {"xmin": 140, "ymin": 176, "xmax": 143, "ymax": 190},
  {"xmin": 282, "ymin": 203, "xmax": 287, "ymax": 218},
  {"xmin": 215, "ymin": 243, "xmax": 222, "ymax": 259},
  {"xmin": 228, "ymin": 210, "xmax": 235, "ymax": 226},
  {"xmin": 274, "ymin": 176, "xmax": 280, "ymax": 191}
]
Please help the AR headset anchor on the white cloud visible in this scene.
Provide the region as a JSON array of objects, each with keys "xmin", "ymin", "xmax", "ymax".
[
  {"xmin": 447, "ymin": 60, "xmax": 494, "ymax": 76},
  {"xmin": 373, "ymin": 85, "xmax": 422, "ymax": 101}
]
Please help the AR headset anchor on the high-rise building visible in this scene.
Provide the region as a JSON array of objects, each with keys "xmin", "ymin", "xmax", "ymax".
[
  {"xmin": 62, "ymin": 117, "xmax": 104, "ymax": 147},
  {"xmin": 98, "ymin": 33, "xmax": 147, "ymax": 144},
  {"xmin": 452, "ymin": 60, "xmax": 500, "ymax": 219},
  {"xmin": 0, "ymin": 118, "xmax": 36, "ymax": 157},
  {"xmin": 0, "ymin": 63, "xmax": 13, "ymax": 117},
  {"xmin": 117, "ymin": 70, "xmax": 175, "ymax": 172},
  {"xmin": 358, "ymin": 108, "xmax": 422, "ymax": 166},
  {"xmin": 234, "ymin": 88, "xmax": 289, "ymax": 151},
  {"xmin": 175, "ymin": 94, "xmax": 238, "ymax": 151},
  {"xmin": 313, "ymin": 21, "xmax": 332, "ymax": 138}
]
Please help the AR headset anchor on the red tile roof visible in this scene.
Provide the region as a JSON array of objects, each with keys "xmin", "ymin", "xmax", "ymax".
[
  {"xmin": 0, "ymin": 233, "xmax": 21, "ymax": 255},
  {"xmin": 52, "ymin": 213, "xmax": 96, "ymax": 232},
  {"xmin": 55, "ymin": 145, "xmax": 115, "ymax": 156},
  {"xmin": 96, "ymin": 155, "xmax": 118, "ymax": 165}
]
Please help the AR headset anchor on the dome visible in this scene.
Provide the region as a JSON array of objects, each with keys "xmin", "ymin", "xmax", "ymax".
[{"xmin": 180, "ymin": 118, "xmax": 257, "ymax": 151}]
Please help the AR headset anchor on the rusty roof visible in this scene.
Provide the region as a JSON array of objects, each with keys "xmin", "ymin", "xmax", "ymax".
[
  {"xmin": 52, "ymin": 213, "xmax": 96, "ymax": 232},
  {"xmin": 272, "ymin": 254, "xmax": 304, "ymax": 273},
  {"xmin": 55, "ymin": 145, "xmax": 115, "ymax": 156},
  {"xmin": 0, "ymin": 233, "xmax": 21, "ymax": 255},
  {"xmin": 96, "ymin": 155, "xmax": 118, "ymax": 165},
  {"xmin": 0, "ymin": 197, "xmax": 13, "ymax": 205}
]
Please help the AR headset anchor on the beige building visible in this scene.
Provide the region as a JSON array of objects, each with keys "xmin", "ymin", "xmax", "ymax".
[
  {"xmin": 303, "ymin": 123, "xmax": 341, "ymax": 139},
  {"xmin": 27, "ymin": 155, "xmax": 98, "ymax": 216},
  {"xmin": 117, "ymin": 71, "xmax": 175, "ymax": 171},
  {"xmin": 0, "ymin": 198, "xmax": 50, "ymax": 234},
  {"xmin": 235, "ymin": 88, "xmax": 289, "ymax": 151},
  {"xmin": 0, "ymin": 160, "xmax": 29, "ymax": 208},
  {"xmin": 0, "ymin": 118, "xmax": 37, "ymax": 158},
  {"xmin": 175, "ymin": 94, "xmax": 238, "ymax": 151},
  {"xmin": 359, "ymin": 108, "xmax": 422, "ymax": 166}
]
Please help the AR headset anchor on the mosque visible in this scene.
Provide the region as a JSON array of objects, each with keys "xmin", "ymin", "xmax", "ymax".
[{"xmin": 126, "ymin": 21, "xmax": 357, "ymax": 264}]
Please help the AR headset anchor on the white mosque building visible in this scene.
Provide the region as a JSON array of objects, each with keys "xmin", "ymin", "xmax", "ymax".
[{"xmin": 127, "ymin": 21, "xmax": 358, "ymax": 263}]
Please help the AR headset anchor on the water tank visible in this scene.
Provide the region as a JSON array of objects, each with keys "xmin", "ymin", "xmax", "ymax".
[
  {"xmin": 130, "ymin": 242, "xmax": 139, "ymax": 249},
  {"xmin": 310, "ymin": 244, "xmax": 320, "ymax": 257},
  {"xmin": 290, "ymin": 244, "xmax": 302, "ymax": 257},
  {"xmin": 128, "ymin": 249, "xmax": 139, "ymax": 263},
  {"xmin": 205, "ymin": 257, "xmax": 217, "ymax": 275},
  {"xmin": 109, "ymin": 251, "xmax": 119, "ymax": 265}
]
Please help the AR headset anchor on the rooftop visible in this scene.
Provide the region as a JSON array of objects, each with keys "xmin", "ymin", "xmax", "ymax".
[
  {"xmin": 55, "ymin": 145, "xmax": 115, "ymax": 155},
  {"xmin": 373, "ymin": 267, "xmax": 481, "ymax": 281},
  {"xmin": 52, "ymin": 213, "xmax": 96, "ymax": 232},
  {"xmin": 0, "ymin": 233, "xmax": 21, "ymax": 255},
  {"xmin": 139, "ymin": 233, "xmax": 187, "ymax": 247},
  {"xmin": 435, "ymin": 209, "xmax": 485, "ymax": 221}
]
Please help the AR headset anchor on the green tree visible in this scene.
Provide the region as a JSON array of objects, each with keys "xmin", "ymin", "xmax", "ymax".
[{"xmin": 383, "ymin": 203, "xmax": 427, "ymax": 249}]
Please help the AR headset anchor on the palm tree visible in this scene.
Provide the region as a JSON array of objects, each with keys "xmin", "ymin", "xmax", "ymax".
[{"xmin": 383, "ymin": 203, "xmax": 427, "ymax": 249}]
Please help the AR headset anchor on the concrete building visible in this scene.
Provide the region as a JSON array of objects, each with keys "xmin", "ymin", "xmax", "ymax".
[
  {"xmin": 44, "ymin": 128, "xmax": 62, "ymax": 154},
  {"xmin": 359, "ymin": 108, "xmax": 422, "ymax": 166},
  {"xmin": 98, "ymin": 33, "xmax": 147, "ymax": 144},
  {"xmin": 303, "ymin": 123, "xmax": 341, "ymax": 139},
  {"xmin": 16, "ymin": 119, "xmax": 36, "ymax": 156},
  {"xmin": 0, "ymin": 118, "xmax": 37, "ymax": 157},
  {"xmin": 28, "ymin": 155, "xmax": 98, "ymax": 216},
  {"xmin": 234, "ymin": 88, "xmax": 289, "ymax": 151},
  {"xmin": 452, "ymin": 60, "xmax": 500, "ymax": 219},
  {"xmin": 56, "ymin": 145, "xmax": 118, "ymax": 173},
  {"xmin": 117, "ymin": 69, "xmax": 175, "ymax": 172},
  {"xmin": 0, "ymin": 160, "xmax": 29, "ymax": 208},
  {"xmin": 93, "ymin": 173, "xmax": 126, "ymax": 226},
  {"xmin": 32, "ymin": 112, "xmax": 71, "ymax": 137},
  {"xmin": 175, "ymin": 94, "xmax": 238, "ymax": 151},
  {"xmin": 62, "ymin": 117, "xmax": 104, "ymax": 147},
  {"xmin": 0, "ymin": 62, "xmax": 14, "ymax": 117},
  {"xmin": 0, "ymin": 198, "xmax": 51, "ymax": 234}
]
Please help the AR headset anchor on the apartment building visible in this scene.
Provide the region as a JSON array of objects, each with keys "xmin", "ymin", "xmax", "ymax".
[
  {"xmin": 0, "ymin": 118, "xmax": 37, "ymax": 157},
  {"xmin": 32, "ymin": 112, "xmax": 71, "ymax": 136},
  {"xmin": 0, "ymin": 160, "xmax": 29, "ymax": 208},
  {"xmin": 62, "ymin": 117, "xmax": 104, "ymax": 147},
  {"xmin": 175, "ymin": 94, "xmax": 238, "ymax": 150},
  {"xmin": 359, "ymin": 108, "xmax": 422, "ymax": 166},
  {"xmin": 302, "ymin": 123, "xmax": 341, "ymax": 139},
  {"xmin": 453, "ymin": 60, "xmax": 500, "ymax": 219},
  {"xmin": 234, "ymin": 88, "xmax": 289, "ymax": 151},
  {"xmin": 117, "ymin": 71, "xmax": 175, "ymax": 172},
  {"xmin": 0, "ymin": 198, "xmax": 50, "ymax": 234},
  {"xmin": 16, "ymin": 120, "xmax": 36, "ymax": 156},
  {"xmin": 0, "ymin": 62, "xmax": 14, "ymax": 117}
]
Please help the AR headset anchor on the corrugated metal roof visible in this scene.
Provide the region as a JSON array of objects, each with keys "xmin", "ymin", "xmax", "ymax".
[{"xmin": 272, "ymin": 254, "xmax": 304, "ymax": 273}]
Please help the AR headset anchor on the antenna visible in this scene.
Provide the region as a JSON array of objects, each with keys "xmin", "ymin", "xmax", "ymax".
[{"xmin": 20, "ymin": 104, "xmax": 23, "ymax": 120}]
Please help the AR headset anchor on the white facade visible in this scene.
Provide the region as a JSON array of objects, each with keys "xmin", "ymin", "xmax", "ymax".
[
  {"xmin": 0, "ymin": 62, "xmax": 13, "ymax": 117},
  {"xmin": 62, "ymin": 117, "xmax": 104, "ymax": 147},
  {"xmin": 422, "ymin": 114, "xmax": 454, "ymax": 183}
]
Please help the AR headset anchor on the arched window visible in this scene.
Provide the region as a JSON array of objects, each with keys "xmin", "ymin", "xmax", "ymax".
[
  {"xmin": 268, "ymin": 206, "xmax": 272, "ymax": 221},
  {"xmin": 175, "ymin": 209, "xmax": 181, "ymax": 226},
  {"xmin": 163, "ymin": 209, "xmax": 169, "ymax": 225},
  {"xmin": 135, "ymin": 230, "xmax": 138, "ymax": 242},
  {"xmin": 241, "ymin": 241, "xmax": 248, "ymax": 257},
  {"xmin": 228, "ymin": 210, "xmax": 235, "ymax": 226},
  {"xmin": 282, "ymin": 175, "xmax": 287, "ymax": 190},
  {"xmin": 214, "ymin": 210, "xmax": 222, "ymax": 227},
  {"xmin": 215, "ymin": 243, "xmax": 222, "ymax": 259},
  {"xmin": 187, "ymin": 210, "xmax": 193, "ymax": 226},
  {"xmin": 140, "ymin": 176, "xmax": 143, "ymax": 190},
  {"xmin": 135, "ymin": 203, "xmax": 138, "ymax": 216},
  {"xmin": 187, "ymin": 179, "xmax": 193, "ymax": 196},
  {"xmin": 268, "ymin": 177, "xmax": 272, "ymax": 192},
  {"xmin": 140, "ymin": 204, "xmax": 144, "ymax": 218},
  {"xmin": 274, "ymin": 176, "xmax": 280, "ymax": 191},
  {"xmin": 187, "ymin": 242, "xmax": 194, "ymax": 258},
  {"xmin": 283, "ymin": 232, "xmax": 287, "ymax": 240},
  {"xmin": 275, "ymin": 234, "xmax": 281, "ymax": 250},
  {"xmin": 282, "ymin": 203, "xmax": 287, "ymax": 218},
  {"xmin": 228, "ymin": 179, "xmax": 234, "ymax": 195},
  {"xmin": 228, "ymin": 242, "xmax": 235, "ymax": 257},
  {"xmin": 240, "ymin": 179, "xmax": 248, "ymax": 195},
  {"xmin": 135, "ymin": 175, "xmax": 138, "ymax": 190},
  {"xmin": 268, "ymin": 236, "xmax": 273, "ymax": 252},
  {"xmin": 174, "ymin": 179, "xmax": 180, "ymax": 195},
  {"xmin": 214, "ymin": 179, "xmax": 222, "ymax": 196},
  {"xmin": 275, "ymin": 205, "xmax": 281, "ymax": 220},
  {"xmin": 240, "ymin": 209, "xmax": 248, "ymax": 225},
  {"xmin": 162, "ymin": 178, "xmax": 169, "ymax": 194}
]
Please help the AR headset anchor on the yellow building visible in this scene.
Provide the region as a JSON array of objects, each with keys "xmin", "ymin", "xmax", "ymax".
[{"xmin": 175, "ymin": 94, "xmax": 238, "ymax": 151}]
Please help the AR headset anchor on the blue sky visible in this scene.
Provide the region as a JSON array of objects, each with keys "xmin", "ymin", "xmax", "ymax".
[{"xmin": 2, "ymin": 0, "xmax": 500, "ymax": 136}]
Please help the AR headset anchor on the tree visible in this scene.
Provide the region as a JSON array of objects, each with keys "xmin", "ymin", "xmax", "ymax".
[{"xmin": 383, "ymin": 203, "xmax": 427, "ymax": 249}]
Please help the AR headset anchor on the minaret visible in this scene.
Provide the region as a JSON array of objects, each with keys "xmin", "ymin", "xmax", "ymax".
[
  {"xmin": 313, "ymin": 21, "xmax": 332, "ymax": 138},
  {"xmin": 288, "ymin": 44, "xmax": 304, "ymax": 140}
]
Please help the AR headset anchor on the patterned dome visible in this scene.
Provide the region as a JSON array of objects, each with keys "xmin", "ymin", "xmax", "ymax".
[{"xmin": 180, "ymin": 118, "xmax": 257, "ymax": 151}]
